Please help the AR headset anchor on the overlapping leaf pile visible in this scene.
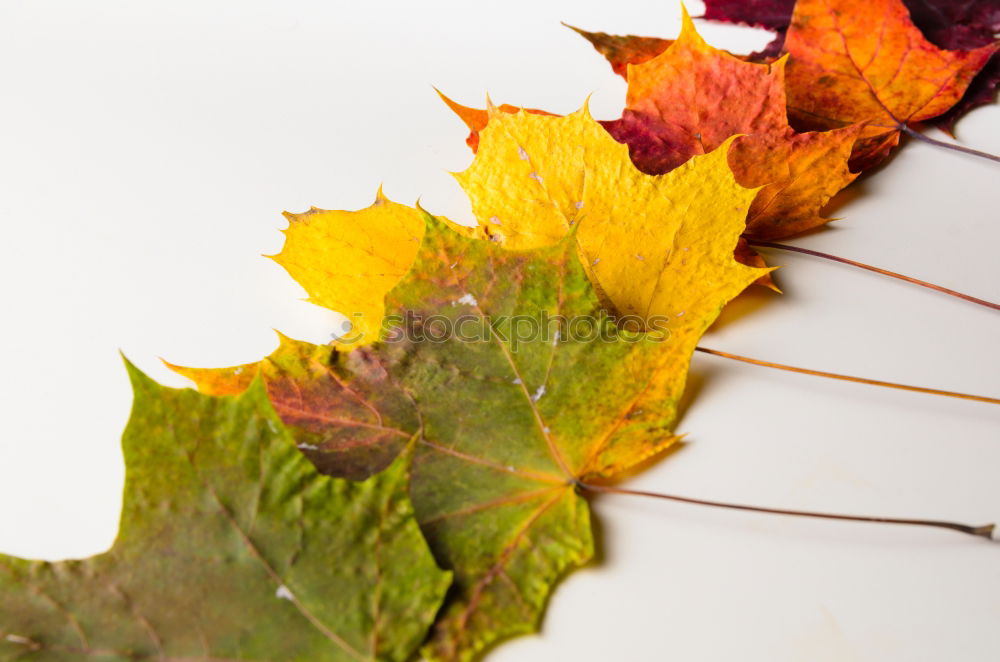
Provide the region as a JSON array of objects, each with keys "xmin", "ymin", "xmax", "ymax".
[
  {"xmin": 574, "ymin": 0, "xmax": 997, "ymax": 169},
  {"xmin": 168, "ymin": 124, "xmax": 764, "ymax": 660},
  {"xmin": 2, "ymin": 0, "xmax": 995, "ymax": 660}
]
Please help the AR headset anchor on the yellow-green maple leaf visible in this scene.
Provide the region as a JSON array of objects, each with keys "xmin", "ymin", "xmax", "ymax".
[{"xmin": 170, "ymin": 103, "xmax": 767, "ymax": 661}]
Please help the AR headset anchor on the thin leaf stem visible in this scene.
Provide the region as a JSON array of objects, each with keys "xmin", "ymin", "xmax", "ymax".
[
  {"xmin": 900, "ymin": 124, "xmax": 1000, "ymax": 164},
  {"xmin": 748, "ymin": 240, "xmax": 1000, "ymax": 312},
  {"xmin": 694, "ymin": 346, "xmax": 1000, "ymax": 405},
  {"xmin": 578, "ymin": 482, "xmax": 995, "ymax": 540}
]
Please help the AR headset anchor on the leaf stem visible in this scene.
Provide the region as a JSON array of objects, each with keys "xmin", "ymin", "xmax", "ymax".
[
  {"xmin": 693, "ymin": 346, "xmax": 1000, "ymax": 405},
  {"xmin": 899, "ymin": 124, "xmax": 1000, "ymax": 164},
  {"xmin": 748, "ymin": 240, "xmax": 1000, "ymax": 312},
  {"xmin": 578, "ymin": 482, "xmax": 995, "ymax": 540}
]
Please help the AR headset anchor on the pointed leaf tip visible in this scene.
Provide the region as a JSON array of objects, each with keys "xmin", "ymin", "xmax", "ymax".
[{"xmin": 121, "ymin": 353, "xmax": 156, "ymax": 392}]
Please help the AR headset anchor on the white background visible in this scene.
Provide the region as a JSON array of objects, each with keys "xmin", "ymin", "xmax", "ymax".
[{"xmin": 1, "ymin": 1, "xmax": 998, "ymax": 660}]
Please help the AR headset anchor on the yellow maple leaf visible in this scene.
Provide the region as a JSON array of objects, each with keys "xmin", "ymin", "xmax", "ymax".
[
  {"xmin": 455, "ymin": 103, "xmax": 770, "ymax": 342},
  {"xmin": 270, "ymin": 187, "xmax": 425, "ymax": 350}
]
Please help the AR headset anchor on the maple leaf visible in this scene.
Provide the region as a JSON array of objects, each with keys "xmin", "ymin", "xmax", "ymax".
[
  {"xmin": 701, "ymin": 0, "xmax": 1000, "ymax": 134},
  {"xmin": 272, "ymin": 189, "xmax": 426, "ymax": 351},
  {"xmin": 452, "ymin": 103, "xmax": 769, "ymax": 319},
  {"xmin": 172, "ymin": 181, "xmax": 762, "ymax": 659},
  {"xmin": 783, "ymin": 0, "xmax": 997, "ymax": 168},
  {"xmin": 442, "ymin": 101, "xmax": 787, "ymax": 289},
  {"xmin": 881, "ymin": 0, "xmax": 1000, "ymax": 133},
  {"xmin": 0, "ymin": 364, "xmax": 450, "ymax": 661},
  {"xmin": 600, "ymin": 11, "xmax": 862, "ymax": 242}
]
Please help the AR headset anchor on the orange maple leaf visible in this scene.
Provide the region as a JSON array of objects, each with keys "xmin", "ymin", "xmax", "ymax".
[
  {"xmin": 783, "ymin": 0, "xmax": 998, "ymax": 168},
  {"xmin": 602, "ymin": 10, "xmax": 863, "ymax": 243}
]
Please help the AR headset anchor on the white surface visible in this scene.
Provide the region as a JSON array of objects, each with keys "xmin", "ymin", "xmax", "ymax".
[{"xmin": 1, "ymin": 1, "xmax": 998, "ymax": 660}]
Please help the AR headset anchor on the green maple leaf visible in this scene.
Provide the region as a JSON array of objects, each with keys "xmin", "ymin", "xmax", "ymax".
[{"xmin": 0, "ymin": 363, "xmax": 450, "ymax": 661}]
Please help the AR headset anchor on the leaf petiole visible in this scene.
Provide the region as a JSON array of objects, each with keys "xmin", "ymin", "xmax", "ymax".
[
  {"xmin": 693, "ymin": 346, "xmax": 1000, "ymax": 405},
  {"xmin": 578, "ymin": 482, "xmax": 996, "ymax": 540},
  {"xmin": 748, "ymin": 240, "xmax": 1000, "ymax": 312},
  {"xmin": 899, "ymin": 123, "xmax": 1000, "ymax": 164}
]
